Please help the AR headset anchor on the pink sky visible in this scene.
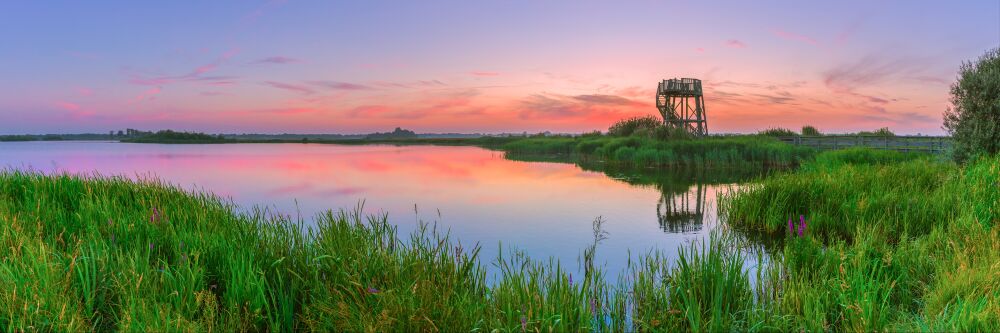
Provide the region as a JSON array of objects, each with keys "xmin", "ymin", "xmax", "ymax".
[{"xmin": 1, "ymin": 1, "xmax": 997, "ymax": 135}]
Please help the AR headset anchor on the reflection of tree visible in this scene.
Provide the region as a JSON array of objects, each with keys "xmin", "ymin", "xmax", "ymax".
[{"xmin": 656, "ymin": 182, "xmax": 706, "ymax": 233}]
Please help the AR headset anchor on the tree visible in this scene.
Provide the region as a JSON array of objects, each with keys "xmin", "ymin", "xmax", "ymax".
[
  {"xmin": 801, "ymin": 125, "xmax": 821, "ymax": 136},
  {"xmin": 944, "ymin": 47, "xmax": 1000, "ymax": 163}
]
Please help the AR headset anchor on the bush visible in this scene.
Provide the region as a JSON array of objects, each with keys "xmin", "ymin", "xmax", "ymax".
[
  {"xmin": 944, "ymin": 47, "xmax": 1000, "ymax": 163},
  {"xmin": 801, "ymin": 125, "xmax": 821, "ymax": 136},
  {"xmin": 608, "ymin": 116, "xmax": 662, "ymax": 137},
  {"xmin": 856, "ymin": 127, "xmax": 895, "ymax": 137},
  {"xmin": 758, "ymin": 128, "xmax": 798, "ymax": 137}
]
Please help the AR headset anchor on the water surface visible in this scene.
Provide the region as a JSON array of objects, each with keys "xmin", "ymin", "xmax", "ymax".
[{"xmin": 0, "ymin": 141, "xmax": 744, "ymax": 278}]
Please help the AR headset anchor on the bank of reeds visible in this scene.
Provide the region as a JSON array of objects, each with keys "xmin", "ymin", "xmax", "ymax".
[
  {"xmin": 720, "ymin": 149, "xmax": 999, "ymax": 331},
  {"xmin": 2, "ymin": 149, "xmax": 997, "ymax": 331},
  {"xmin": 501, "ymin": 135, "xmax": 815, "ymax": 169}
]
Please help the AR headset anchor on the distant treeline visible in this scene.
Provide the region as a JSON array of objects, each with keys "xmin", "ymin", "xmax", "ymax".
[
  {"xmin": 758, "ymin": 125, "xmax": 898, "ymax": 137},
  {"xmin": 120, "ymin": 130, "xmax": 233, "ymax": 143},
  {"xmin": 0, "ymin": 133, "xmax": 116, "ymax": 141}
]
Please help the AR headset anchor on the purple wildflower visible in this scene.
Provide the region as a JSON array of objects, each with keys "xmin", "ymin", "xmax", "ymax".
[
  {"xmin": 520, "ymin": 316, "xmax": 527, "ymax": 331},
  {"xmin": 590, "ymin": 298, "xmax": 597, "ymax": 316},
  {"xmin": 149, "ymin": 242, "xmax": 155, "ymax": 251},
  {"xmin": 367, "ymin": 287, "xmax": 380, "ymax": 294},
  {"xmin": 569, "ymin": 274, "xmax": 573, "ymax": 287},
  {"xmin": 798, "ymin": 215, "xmax": 807, "ymax": 237},
  {"xmin": 150, "ymin": 207, "xmax": 160, "ymax": 224},
  {"xmin": 788, "ymin": 218, "xmax": 794, "ymax": 235}
]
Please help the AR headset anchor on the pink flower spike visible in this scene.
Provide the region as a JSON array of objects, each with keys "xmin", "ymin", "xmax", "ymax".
[{"xmin": 788, "ymin": 218, "xmax": 794, "ymax": 234}]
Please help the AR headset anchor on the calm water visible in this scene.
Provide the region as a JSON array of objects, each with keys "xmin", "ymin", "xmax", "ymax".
[{"xmin": 0, "ymin": 141, "xmax": 742, "ymax": 278}]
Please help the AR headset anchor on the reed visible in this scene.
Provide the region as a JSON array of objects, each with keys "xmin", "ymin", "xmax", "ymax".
[{"xmin": 2, "ymin": 151, "xmax": 997, "ymax": 331}]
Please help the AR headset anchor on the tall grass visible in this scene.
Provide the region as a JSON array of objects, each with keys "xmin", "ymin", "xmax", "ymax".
[
  {"xmin": 720, "ymin": 149, "xmax": 1000, "ymax": 331},
  {"xmin": 502, "ymin": 135, "xmax": 815, "ymax": 169},
  {"xmin": 2, "ymin": 150, "xmax": 997, "ymax": 331}
]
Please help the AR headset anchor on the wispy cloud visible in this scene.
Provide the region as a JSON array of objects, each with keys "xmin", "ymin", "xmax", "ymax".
[
  {"xmin": 470, "ymin": 71, "xmax": 500, "ymax": 77},
  {"xmin": 725, "ymin": 39, "xmax": 747, "ymax": 48},
  {"xmin": 771, "ymin": 29, "xmax": 818, "ymax": 45},
  {"xmin": 372, "ymin": 80, "xmax": 447, "ymax": 89},
  {"xmin": 263, "ymin": 81, "xmax": 316, "ymax": 95},
  {"xmin": 518, "ymin": 93, "xmax": 648, "ymax": 120},
  {"xmin": 55, "ymin": 101, "xmax": 80, "ymax": 111},
  {"xmin": 253, "ymin": 56, "xmax": 299, "ymax": 64},
  {"xmin": 130, "ymin": 87, "xmax": 162, "ymax": 105},
  {"xmin": 308, "ymin": 81, "xmax": 373, "ymax": 90},
  {"xmin": 127, "ymin": 49, "xmax": 239, "ymax": 87}
]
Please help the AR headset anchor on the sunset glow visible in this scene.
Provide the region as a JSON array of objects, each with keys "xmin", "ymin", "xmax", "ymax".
[{"xmin": 1, "ymin": 1, "xmax": 997, "ymax": 134}]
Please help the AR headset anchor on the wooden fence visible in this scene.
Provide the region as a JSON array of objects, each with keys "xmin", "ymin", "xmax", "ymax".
[{"xmin": 778, "ymin": 135, "xmax": 952, "ymax": 153}]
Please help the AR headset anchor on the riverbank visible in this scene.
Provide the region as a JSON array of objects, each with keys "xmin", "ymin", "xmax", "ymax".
[
  {"xmin": 1, "ymin": 149, "xmax": 996, "ymax": 331},
  {"xmin": 120, "ymin": 131, "xmax": 816, "ymax": 169}
]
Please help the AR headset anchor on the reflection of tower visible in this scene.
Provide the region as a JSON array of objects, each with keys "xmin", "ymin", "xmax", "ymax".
[{"xmin": 656, "ymin": 182, "xmax": 707, "ymax": 233}]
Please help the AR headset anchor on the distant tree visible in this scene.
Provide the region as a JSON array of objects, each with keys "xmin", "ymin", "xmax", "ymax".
[
  {"xmin": 857, "ymin": 127, "xmax": 895, "ymax": 137},
  {"xmin": 944, "ymin": 47, "xmax": 1000, "ymax": 163},
  {"xmin": 801, "ymin": 125, "xmax": 821, "ymax": 136},
  {"xmin": 758, "ymin": 127, "xmax": 798, "ymax": 137},
  {"xmin": 608, "ymin": 116, "xmax": 662, "ymax": 137}
]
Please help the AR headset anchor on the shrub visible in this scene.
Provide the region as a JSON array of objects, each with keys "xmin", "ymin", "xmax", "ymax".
[
  {"xmin": 801, "ymin": 125, "xmax": 821, "ymax": 136},
  {"xmin": 608, "ymin": 116, "xmax": 662, "ymax": 137},
  {"xmin": 856, "ymin": 127, "xmax": 895, "ymax": 137},
  {"xmin": 758, "ymin": 128, "xmax": 798, "ymax": 137},
  {"xmin": 944, "ymin": 47, "xmax": 1000, "ymax": 163}
]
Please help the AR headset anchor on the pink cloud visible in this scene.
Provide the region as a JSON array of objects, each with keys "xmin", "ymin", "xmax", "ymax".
[
  {"xmin": 471, "ymin": 71, "xmax": 500, "ymax": 77},
  {"xmin": 127, "ymin": 49, "xmax": 239, "ymax": 87},
  {"xmin": 347, "ymin": 105, "xmax": 393, "ymax": 118},
  {"xmin": 772, "ymin": 29, "xmax": 818, "ymax": 45},
  {"xmin": 263, "ymin": 81, "xmax": 316, "ymax": 95},
  {"xmin": 695, "ymin": 47, "xmax": 706, "ymax": 53},
  {"xmin": 308, "ymin": 81, "xmax": 373, "ymax": 90},
  {"xmin": 725, "ymin": 39, "xmax": 747, "ymax": 48},
  {"xmin": 55, "ymin": 101, "xmax": 80, "ymax": 111},
  {"xmin": 129, "ymin": 87, "xmax": 162, "ymax": 105},
  {"xmin": 76, "ymin": 87, "xmax": 94, "ymax": 97}
]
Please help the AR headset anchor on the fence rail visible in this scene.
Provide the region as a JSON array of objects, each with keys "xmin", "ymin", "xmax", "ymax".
[{"xmin": 778, "ymin": 135, "xmax": 952, "ymax": 153}]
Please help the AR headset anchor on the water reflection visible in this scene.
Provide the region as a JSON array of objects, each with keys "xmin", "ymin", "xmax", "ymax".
[
  {"xmin": 1, "ymin": 142, "xmax": 771, "ymax": 279},
  {"xmin": 657, "ymin": 182, "xmax": 706, "ymax": 233}
]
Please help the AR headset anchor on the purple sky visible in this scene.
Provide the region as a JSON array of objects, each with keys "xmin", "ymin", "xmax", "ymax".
[{"xmin": 1, "ymin": 1, "xmax": 998, "ymax": 134}]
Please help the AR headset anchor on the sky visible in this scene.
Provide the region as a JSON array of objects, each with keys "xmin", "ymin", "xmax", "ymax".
[{"xmin": 1, "ymin": 1, "xmax": 998, "ymax": 135}]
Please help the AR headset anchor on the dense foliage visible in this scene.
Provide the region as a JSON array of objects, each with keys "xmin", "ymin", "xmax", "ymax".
[
  {"xmin": 501, "ymin": 135, "xmax": 815, "ymax": 169},
  {"xmin": 121, "ymin": 130, "xmax": 231, "ymax": 143},
  {"xmin": 607, "ymin": 116, "xmax": 662, "ymax": 136},
  {"xmin": 944, "ymin": 47, "xmax": 1000, "ymax": 163},
  {"xmin": 801, "ymin": 125, "xmax": 821, "ymax": 136},
  {"xmin": 757, "ymin": 127, "xmax": 798, "ymax": 137},
  {"xmin": 364, "ymin": 127, "xmax": 417, "ymax": 140}
]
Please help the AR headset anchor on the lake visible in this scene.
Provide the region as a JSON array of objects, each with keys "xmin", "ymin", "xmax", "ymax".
[{"xmin": 0, "ymin": 141, "xmax": 748, "ymax": 279}]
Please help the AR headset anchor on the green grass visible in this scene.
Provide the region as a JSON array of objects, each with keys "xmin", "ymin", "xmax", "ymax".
[
  {"xmin": 2, "ymin": 149, "xmax": 996, "ymax": 331},
  {"xmin": 501, "ymin": 135, "xmax": 816, "ymax": 169},
  {"xmin": 719, "ymin": 149, "xmax": 1000, "ymax": 331}
]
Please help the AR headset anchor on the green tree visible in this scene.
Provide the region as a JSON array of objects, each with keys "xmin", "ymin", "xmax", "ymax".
[
  {"xmin": 801, "ymin": 125, "xmax": 821, "ymax": 136},
  {"xmin": 944, "ymin": 48, "xmax": 1000, "ymax": 163}
]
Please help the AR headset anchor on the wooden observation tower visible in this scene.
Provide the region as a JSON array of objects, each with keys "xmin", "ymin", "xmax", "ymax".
[{"xmin": 656, "ymin": 78, "xmax": 708, "ymax": 136}]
